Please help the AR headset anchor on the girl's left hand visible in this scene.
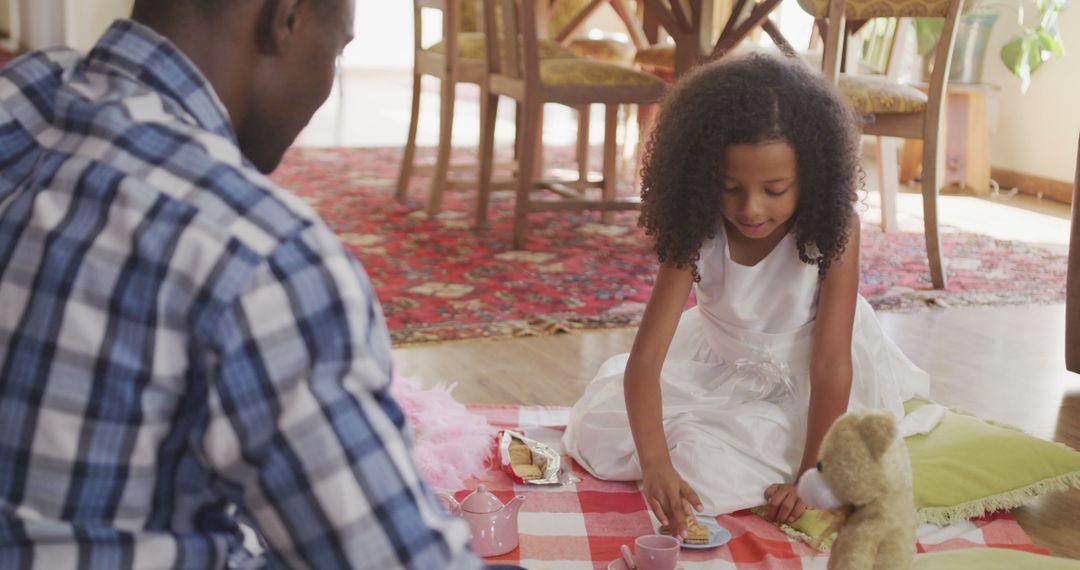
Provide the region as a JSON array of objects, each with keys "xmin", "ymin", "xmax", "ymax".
[{"xmin": 764, "ymin": 483, "xmax": 807, "ymax": 524}]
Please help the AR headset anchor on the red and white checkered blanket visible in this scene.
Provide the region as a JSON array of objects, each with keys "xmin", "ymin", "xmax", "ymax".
[{"xmin": 461, "ymin": 405, "xmax": 1049, "ymax": 570}]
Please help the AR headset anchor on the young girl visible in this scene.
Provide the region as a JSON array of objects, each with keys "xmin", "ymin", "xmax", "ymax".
[{"xmin": 562, "ymin": 53, "xmax": 930, "ymax": 540}]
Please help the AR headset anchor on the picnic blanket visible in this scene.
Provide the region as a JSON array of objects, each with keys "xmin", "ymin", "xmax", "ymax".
[{"xmin": 459, "ymin": 405, "xmax": 1050, "ymax": 570}]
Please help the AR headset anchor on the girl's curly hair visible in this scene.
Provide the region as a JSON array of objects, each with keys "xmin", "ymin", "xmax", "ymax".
[{"xmin": 639, "ymin": 52, "xmax": 861, "ymax": 280}]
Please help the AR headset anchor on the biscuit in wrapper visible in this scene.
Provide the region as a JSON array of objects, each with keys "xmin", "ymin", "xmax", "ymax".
[
  {"xmin": 512, "ymin": 464, "xmax": 543, "ymax": 480},
  {"xmin": 498, "ymin": 429, "xmax": 562, "ymax": 484},
  {"xmin": 508, "ymin": 439, "xmax": 532, "ymax": 465}
]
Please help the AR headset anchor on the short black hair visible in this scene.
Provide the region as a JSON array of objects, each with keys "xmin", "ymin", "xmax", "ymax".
[
  {"xmin": 639, "ymin": 52, "xmax": 862, "ymax": 280},
  {"xmin": 133, "ymin": 0, "xmax": 336, "ymax": 19}
]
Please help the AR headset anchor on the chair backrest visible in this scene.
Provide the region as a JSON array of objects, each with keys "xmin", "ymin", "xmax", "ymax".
[
  {"xmin": 414, "ymin": 0, "xmax": 462, "ymax": 58},
  {"xmin": 549, "ymin": 0, "xmax": 595, "ymax": 39},
  {"xmin": 462, "ymin": 0, "xmax": 483, "ymax": 32},
  {"xmin": 1067, "ymin": 131, "xmax": 1080, "ymax": 372},
  {"xmin": 484, "ymin": 0, "xmax": 542, "ymax": 86},
  {"xmin": 809, "ymin": 17, "xmax": 910, "ymax": 77},
  {"xmin": 856, "ymin": 18, "xmax": 909, "ymax": 77},
  {"xmin": 798, "ymin": 0, "xmax": 953, "ymax": 19},
  {"xmin": 820, "ymin": 0, "xmax": 963, "ymax": 83}
]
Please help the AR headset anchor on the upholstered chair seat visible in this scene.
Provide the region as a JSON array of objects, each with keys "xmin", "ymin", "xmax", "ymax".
[
  {"xmin": 540, "ymin": 58, "xmax": 667, "ymax": 87},
  {"xmin": 838, "ymin": 74, "xmax": 928, "ymax": 114},
  {"xmin": 633, "ymin": 44, "xmax": 675, "ymax": 70},
  {"xmin": 566, "ymin": 38, "xmax": 636, "ymax": 66},
  {"xmin": 428, "ymin": 33, "xmax": 580, "ymax": 60}
]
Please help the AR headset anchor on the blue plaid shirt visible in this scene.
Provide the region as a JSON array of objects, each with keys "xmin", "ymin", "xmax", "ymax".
[{"xmin": 0, "ymin": 20, "xmax": 479, "ymax": 570}]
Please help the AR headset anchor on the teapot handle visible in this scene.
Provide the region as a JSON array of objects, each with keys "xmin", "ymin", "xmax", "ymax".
[{"xmin": 435, "ymin": 492, "xmax": 462, "ymax": 516}]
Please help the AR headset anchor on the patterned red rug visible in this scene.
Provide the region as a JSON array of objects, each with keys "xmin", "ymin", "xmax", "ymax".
[
  {"xmin": 271, "ymin": 147, "xmax": 1067, "ymax": 345},
  {"xmin": 0, "ymin": 49, "xmax": 17, "ymax": 70}
]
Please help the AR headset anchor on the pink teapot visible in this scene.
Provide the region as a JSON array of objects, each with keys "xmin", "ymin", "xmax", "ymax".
[{"xmin": 437, "ymin": 485, "xmax": 525, "ymax": 557}]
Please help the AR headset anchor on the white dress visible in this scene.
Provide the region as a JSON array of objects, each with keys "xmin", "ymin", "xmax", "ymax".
[{"xmin": 562, "ymin": 229, "xmax": 930, "ymax": 515}]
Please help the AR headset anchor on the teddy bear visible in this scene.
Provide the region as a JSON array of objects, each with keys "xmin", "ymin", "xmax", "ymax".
[{"xmin": 797, "ymin": 409, "xmax": 916, "ymax": 570}]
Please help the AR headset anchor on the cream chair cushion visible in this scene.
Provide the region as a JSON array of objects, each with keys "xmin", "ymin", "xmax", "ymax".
[
  {"xmin": 540, "ymin": 59, "xmax": 667, "ymax": 87},
  {"xmin": 428, "ymin": 33, "xmax": 580, "ymax": 61},
  {"xmin": 839, "ymin": 74, "xmax": 928, "ymax": 114}
]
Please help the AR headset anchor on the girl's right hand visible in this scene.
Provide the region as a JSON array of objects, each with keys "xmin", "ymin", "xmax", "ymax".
[{"xmin": 642, "ymin": 463, "xmax": 704, "ymax": 539}]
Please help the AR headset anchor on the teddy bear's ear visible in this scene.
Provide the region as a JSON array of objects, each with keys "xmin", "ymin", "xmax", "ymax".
[{"xmin": 858, "ymin": 411, "xmax": 898, "ymax": 460}]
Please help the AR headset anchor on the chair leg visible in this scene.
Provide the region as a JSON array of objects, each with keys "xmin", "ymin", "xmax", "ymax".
[
  {"xmin": 619, "ymin": 104, "xmax": 637, "ymax": 184},
  {"xmin": 601, "ymin": 104, "xmax": 619, "ymax": 224},
  {"xmin": 427, "ymin": 76, "xmax": 456, "ymax": 217},
  {"xmin": 476, "ymin": 89, "xmax": 500, "ymax": 229},
  {"xmin": 576, "ymin": 105, "xmax": 590, "ymax": 184},
  {"xmin": 921, "ymin": 133, "xmax": 947, "ymax": 289},
  {"xmin": 636, "ymin": 102, "xmax": 658, "ymax": 189},
  {"xmin": 396, "ymin": 71, "xmax": 423, "ymax": 203},
  {"xmin": 876, "ymin": 136, "xmax": 900, "ymax": 233},
  {"xmin": 513, "ymin": 99, "xmax": 541, "ymax": 250},
  {"xmin": 534, "ymin": 104, "xmax": 545, "ymax": 182}
]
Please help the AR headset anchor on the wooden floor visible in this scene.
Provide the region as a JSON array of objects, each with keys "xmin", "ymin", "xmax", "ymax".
[{"xmin": 395, "ymin": 303, "xmax": 1080, "ymax": 559}]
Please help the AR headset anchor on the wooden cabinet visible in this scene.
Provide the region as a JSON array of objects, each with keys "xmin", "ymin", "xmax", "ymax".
[{"xmin": 900, "ymin": 83, "xmax": 998, "ymax": 195}]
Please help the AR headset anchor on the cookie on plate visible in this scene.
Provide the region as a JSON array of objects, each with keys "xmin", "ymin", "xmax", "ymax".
[{"xmin": 659, "ymin": 516, "xmax": 711, "ymax": 544}]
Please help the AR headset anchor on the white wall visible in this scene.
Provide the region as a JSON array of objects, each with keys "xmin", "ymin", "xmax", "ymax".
[
  {"xmin": 345, "ymin": 2, "xmax": 413, "ymax": 68},
  {"xmin": 983, "ymin": 3, "xmax": 1080, "ymax": 182},
  {"xmin": 21, "ymin": 0, "xmax": 64, "ymax": 50},
  {"xmin": 343, "ymin": 1, "xmax": 630, "ymax": 69},
  {"xmin": 64, "ymin": 0, "xmax": 132, "ymax": 51}
]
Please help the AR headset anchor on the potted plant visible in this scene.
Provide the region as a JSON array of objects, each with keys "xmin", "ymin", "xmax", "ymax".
[{"xmin": 914, "ymin": 0, "xmax": 1068, "ymax": 91}]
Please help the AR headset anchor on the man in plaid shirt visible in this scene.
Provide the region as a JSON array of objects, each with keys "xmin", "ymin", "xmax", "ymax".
[{"xmin": 0, "ymin": 0, "xmax": 482, "ymax": 568}]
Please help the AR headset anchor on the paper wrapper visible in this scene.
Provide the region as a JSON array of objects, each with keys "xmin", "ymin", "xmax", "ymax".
[{"xmin": 497, "ymin": 429, "xmax": 562, "ymax": 485}]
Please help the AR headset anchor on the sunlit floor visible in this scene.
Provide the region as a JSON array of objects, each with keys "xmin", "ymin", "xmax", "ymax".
[{"xmin": 294, "ymin": 66, "xmax": 1079, "ymax": 559}]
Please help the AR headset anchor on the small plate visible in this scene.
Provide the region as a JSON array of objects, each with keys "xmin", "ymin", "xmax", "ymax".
[
  {"xmin": 607, "ymin": 559, "xmax": 684, "ymax": 570},
  {"xmin": 607, "ymin": 558, "xmax": 630, "ymax": 570},
  {"xmin": 680, "ymin": 517, "xmax": 732, "ymax": 550}
]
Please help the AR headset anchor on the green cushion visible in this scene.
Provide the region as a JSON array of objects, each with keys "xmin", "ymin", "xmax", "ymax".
[
  {"xmin": 905, "ymin": 398, "xmax": 1080, "ymax": 525},
  {"xmin": 760, "ymin": 398, "xmax": 1080, "ymax": 549},
  {"xmin": 750, "ymin": 505, "xmax": 838, "ymax": 550},
  {"xmin": 914, "ymin": 548, "xmax": 1080, "ymax": 569}
]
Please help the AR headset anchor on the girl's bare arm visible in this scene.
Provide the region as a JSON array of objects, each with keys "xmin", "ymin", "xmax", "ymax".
[
  {"xmin": 803, "ymin": 218, "xmax": 861, "ymax": 476},
  {"xmin": 625, "ymin": 264, "xmax": 698, "ymax": 534}
]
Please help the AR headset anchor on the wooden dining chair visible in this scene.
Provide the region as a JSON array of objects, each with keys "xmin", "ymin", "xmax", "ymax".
[
  {"xmin": 478, "ymin": 0, "xmax": 667, "ymax": 248},
  {"xmin": 397, "ymin": 0, "xmax": 580, "ymax": 216},
  {"xmin": 551, "ymin": 0, "xmax": 650, "ymax": 65},
  {"xmin": 808, "ymin": 17, "xmax": 912, "ymax": 233},
  {"xmin": 1067, "ymin": 131, "xmax": 1080, "ymax": 373},
  {"xmin": 810, "ymin": 0, "xmax": 965, "ymax": 289}
]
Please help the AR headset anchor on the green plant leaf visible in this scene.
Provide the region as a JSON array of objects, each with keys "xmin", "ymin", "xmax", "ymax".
[
  {"xmin": 1000, "ymin": 36, "xmax": 1032, "ymax": 91},
  {"xmin": 1036, "ymin": 29, "xmax": 1065, "ymax": 55},
  {"xmin": 1028, "ymin": 34, "xmax": 1047, "ymax": 70},
  {"xmin": 914, "ymin": 18, "xmax": 944, "ymax": 56}
]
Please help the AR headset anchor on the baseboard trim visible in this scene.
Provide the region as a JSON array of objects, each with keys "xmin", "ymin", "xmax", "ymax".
[{"xmin": 991, "ymin": 168, "xmax": 1072, "ymax": 205}]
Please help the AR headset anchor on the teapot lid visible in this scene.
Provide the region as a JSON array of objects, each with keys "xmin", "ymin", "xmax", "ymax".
[{"xmin": 460, "ymin": 485, "xmax": 503, "ymax": 514}]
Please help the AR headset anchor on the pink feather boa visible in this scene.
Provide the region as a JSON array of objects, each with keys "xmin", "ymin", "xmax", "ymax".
[{"xmin": 390, "ymin": 371, "xmax": 497, "ymax": 492}]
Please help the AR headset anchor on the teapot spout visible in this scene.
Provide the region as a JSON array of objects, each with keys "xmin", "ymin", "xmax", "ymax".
[{"xmin": 503, "ymin": 494, "xmax": 526, "ymax": 519}]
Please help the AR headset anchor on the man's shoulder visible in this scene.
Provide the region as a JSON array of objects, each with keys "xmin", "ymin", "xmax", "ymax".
[
  {"xmin": 124, "ymin": 139, "xmax": 325, "ymax": 261},
  {"xmin": 81, "ymin": 95, "xmax": 322, "ymax": 261}
]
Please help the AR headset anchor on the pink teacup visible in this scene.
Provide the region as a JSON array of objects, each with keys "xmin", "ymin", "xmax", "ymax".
[{"xmin": 629, "ymin": 534, "xmax": 680, "ymax": 570}]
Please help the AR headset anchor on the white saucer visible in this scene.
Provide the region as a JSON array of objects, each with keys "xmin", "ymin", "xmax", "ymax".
[
  {"xmin": 606, "ymin": 558, "xmax": 630, "ymax": 570},
  {"xmin": 607, "ymin": 559, "xmax": 684, "ymax": 570}
]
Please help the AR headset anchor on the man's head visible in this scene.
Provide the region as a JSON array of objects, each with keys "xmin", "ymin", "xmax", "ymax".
[{"xmin": 132, "ymin": 0, "xmax": 355, "ymax": 173}]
